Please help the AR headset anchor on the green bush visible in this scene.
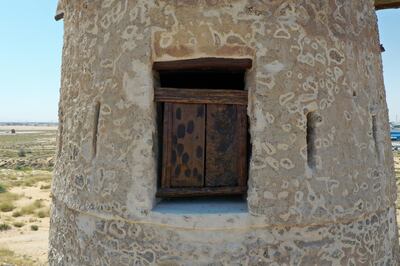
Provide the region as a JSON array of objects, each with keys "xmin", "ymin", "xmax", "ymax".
[
  {"xmin": 13, "ymin": 222, "xmax": 24, "ymax": 228},
  {"xmin": 17, "ymin": 148, "xmax": 26, "ymax": 157},
  {"xmin": 0, "ymin": 202, "xmax": 15, "ymax": 212},
  {"xmin": 30, "ymin": 225, "xmax": 39, "ymax": 231},
  {"xmin": 0, "ymin": 183, "xmax": 6, "ymax": 193},
  {"xmin": 0, "ymin": 223, "xmax": 11, "ymax": 231},
  {"xmin": 0, "ymin": 191, "xmax": 19, "ymax": 212},
  {"xmin": 21, "ymin": 200, "xmax": 43, "ymax": 215},
  {"xmin": 12, "ymin": 211, "xmax": 22, "ymax": 217},
  {"xmin": 36, "ymin": 209, "xmax": 49, "ymax": 218}
]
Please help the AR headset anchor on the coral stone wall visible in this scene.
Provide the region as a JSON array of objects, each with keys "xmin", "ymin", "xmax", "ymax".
[{"xmin": 50, "ymin": 0, "xmax": 399, "ymax": 265}]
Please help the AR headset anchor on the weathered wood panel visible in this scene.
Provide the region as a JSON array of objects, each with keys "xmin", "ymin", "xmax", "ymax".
[
  {"xmin": 205, "ymin": 104, "xmax": 247, "ymax": 187},
  {"xmin": 166, "ymin": 103, "xmax": 205, "ymax": 188},
  {"xmin": 155, "ymin": 88, "xmax": 248, "ymax": 105}
]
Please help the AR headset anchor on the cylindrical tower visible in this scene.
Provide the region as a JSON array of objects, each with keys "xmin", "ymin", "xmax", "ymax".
[{"xmin": 50, "ymin": 1, "xmax": 399, "ymax": 265}]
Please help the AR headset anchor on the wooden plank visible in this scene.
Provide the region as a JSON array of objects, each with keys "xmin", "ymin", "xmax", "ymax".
[
  {"xmin": 237, "ymin": 105, "xmax": 248, "ymax": 187},
  {"xmin": 205, "ymin": 104, "xmax": 247, "ymax": 187},
  {"xmin": 55, "ymin": 12, "xmax": 64, "ymax": 21},
  {"xmin": 156, "ymin": 186, "xmax": 246, "ymax": 198},
  {"xmin": 161, "ymin": 103, "xmax": 173, "ymax": 188},
  {"xmin": 155, "ymin": 88, "xmax": 248, "ymax": 105},
  {"xmin": 153, "ymin": 58, "xmax": 252, "ymax": 71},
  {"xmin": 168, "ymin": 103, "xmax": 205, "ymax": 188},
  {"xmin": 375, "ymin": 0, "xmax": 400, "ymax": 9}
]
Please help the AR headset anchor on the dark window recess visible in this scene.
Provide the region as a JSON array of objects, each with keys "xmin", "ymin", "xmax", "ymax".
[
  {"xmin": 306, "ymin": 112, "xmax": 318, "ymax": 170},
  {"xmin": 154, "ymin": 58, "xmax": 251, "ymax": 198},
  {"xmin": 159, "ymin": 70, "xmax": 245, "ymax": 90},
  {"xmin": 92, "ymin": 102, "xmax": 101, "ymax": 159}
]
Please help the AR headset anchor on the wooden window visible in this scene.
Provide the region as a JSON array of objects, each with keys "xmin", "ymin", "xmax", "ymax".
[{"xmin": 154, "ymin": 58, "xmax": 251, "ymax": 198}]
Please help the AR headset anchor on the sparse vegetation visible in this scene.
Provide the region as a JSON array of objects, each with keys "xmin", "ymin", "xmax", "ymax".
[
  {"xmin": 40, "ymin": 184, "xmax": 51, "ymax": 190},
  {"xmin": 0, "ymin": 191, "xmax": 19, "ymax": 212},
  {"xmin": 30, "ymin": 225, "xmax": 39, "ymax": 231},
  {"xmin": 12, "ymin": 210, "xmax": 22, "ymax": 217},
  {"xmin": 0, "ymin": 223, "xmax": 11, "ymax": 231},
  {"xmin": 0, "ymin": 130, "xmax": 56, "ymax": 169},
  {"xmin": 17, "ymin": 148, "xmax": 26, "ymax": 157},
  {"xmin": 0, "ymin": 202, "xmax": 15, "ymax": 212},
  {"xmin": 13, "ymin": 221, "xmax": 24, "ymax": 228},
  {"xmin": 0, "ymin": 247, "xmax": 36, "ymax": 265},
  {"xmin": 0, "ymin": 127, "xmax": 55, "ymax": 264},
  {"xmin": 0, "ymin": 183, "xmax": 6, "ymax": 193},
  {"xmin": 20, "ymin": 200, "xmax": 43, "ymax": 215},
  {"xmin": 0, "ymin": 169, "xmax": 52, "ymax": 188},
  {"xmin": 36, "ymin": 208, "xmax": 50, "ymax": 218}
]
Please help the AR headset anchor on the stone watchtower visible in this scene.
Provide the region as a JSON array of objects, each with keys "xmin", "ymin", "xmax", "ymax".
[{"xmin": 50, "ymin": 1, "xmax": 399, "ymax": 265}]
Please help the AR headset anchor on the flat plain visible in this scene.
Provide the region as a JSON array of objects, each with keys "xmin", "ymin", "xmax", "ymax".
[
  {"xmin": 0, "ymin": 126, "xmax": 399, "ymax": 265},
  {"xmin": 0, "ymin": 126, "xmax": 56, "ymax": 265}
]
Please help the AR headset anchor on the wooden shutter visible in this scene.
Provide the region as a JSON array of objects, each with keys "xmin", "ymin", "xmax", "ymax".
[
  {"xmin": 205, "ymin": 104, "xmax": 247, "ymax": 187},
  {"xmin": 162, "ymin": 103, "xmax": 205, "ymax": 188},
  {"xmin": 156, "ymin": 89, "xmax": 248, "ymax": 197}
]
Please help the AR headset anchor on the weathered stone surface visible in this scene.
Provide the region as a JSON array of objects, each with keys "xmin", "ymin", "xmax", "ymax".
[{"xmin": 51, "ymin": 0, "xmax": 399, "ymax": 264}]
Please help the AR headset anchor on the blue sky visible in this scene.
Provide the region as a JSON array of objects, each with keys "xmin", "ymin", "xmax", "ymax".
[
  {"xmin": 0, "ymin": 3, "xmax": 398, "ymax": 122},
  {"xmin": 378, "ymin": 9, "xmax": 400, "ymax": 122},
  {"xmin": 0, "ymin": 2, "xmax": 62, "ymax": 122}
]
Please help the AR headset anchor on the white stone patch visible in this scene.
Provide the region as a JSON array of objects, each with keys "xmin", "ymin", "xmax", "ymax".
[
  {"xmin": 81, "ymin": 140, "xmax": 91, "ymax": 161},
  {"xmin": 278, "ymin": 191, "xmax": 289, "ymax": 199},
  {"xmin": 264, "ymin": 61, "xmax": 285, "ymax": 75},
  {"xmin": 263, "ymin": 191, "xmax": 275, "ymax": 199},
  {"xmin": 76, "ymin": 214, "xmax": 96, "ymax": 238},
  {"xmin": 123, "ymin": 60, "xmax": 152, "ymax": 109},
  {"xmin": 253, "ymin": 106, "xmax": 267, "ymax": 132}
]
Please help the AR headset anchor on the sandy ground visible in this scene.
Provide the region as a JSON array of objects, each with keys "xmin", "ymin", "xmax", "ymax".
[
  {"xmin": 0, "ymin": 230, "xmax": 49, "ymax": 264},
  {"xmin": 0, "ymin": 183, "xmax": 51, "ymax": 265}
]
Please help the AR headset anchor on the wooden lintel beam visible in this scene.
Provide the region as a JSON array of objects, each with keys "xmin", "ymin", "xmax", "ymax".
[
  {"xmin": 153, "ymin": 58, "xmax": 252, "ymax": 71},
  {"xmin": 55, "ymin": 12, "xmax": 64, "ymax": 21},
  {"xmin": 375, "ymin": 0, "xmax": 400, "ymax": 10},
  {"xmin": 154, "ymin": 88, "xmax": 248, "ymax": 105}
]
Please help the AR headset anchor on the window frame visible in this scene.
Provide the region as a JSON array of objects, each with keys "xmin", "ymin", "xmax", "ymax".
[{"xmin": 153, "ymin": 58, "xmax": 252, "ymax": 198}]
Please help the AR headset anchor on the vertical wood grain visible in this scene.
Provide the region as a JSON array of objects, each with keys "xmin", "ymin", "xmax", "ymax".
[{"xmin": 206, "ymin": 104, "xmax": 244, "ymax": 187}]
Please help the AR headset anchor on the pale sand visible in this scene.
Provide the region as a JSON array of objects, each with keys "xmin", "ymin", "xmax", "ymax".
[{"xmin": 0, "ymin": 183, "xmax": 51, "ymax": 265}]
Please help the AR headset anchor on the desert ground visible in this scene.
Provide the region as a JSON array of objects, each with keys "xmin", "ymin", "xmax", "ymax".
[
  {"xmin": 0, "ymin": 126, "xmax": 399, "ymax": 265},
  {"xmin": 0, "ymin": 126, "xmax": 56, "ymax": 265}
]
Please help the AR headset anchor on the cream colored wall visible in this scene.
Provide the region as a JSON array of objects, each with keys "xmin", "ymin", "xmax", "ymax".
[{"xmin": 50, "ymin": 1, "xmax": 399, "ymax": 265}]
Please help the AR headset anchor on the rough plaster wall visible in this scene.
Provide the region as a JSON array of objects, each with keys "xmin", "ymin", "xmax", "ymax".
[{"xmin": 50, "ymin": 0, "xmax": 399, "ymax": 265}]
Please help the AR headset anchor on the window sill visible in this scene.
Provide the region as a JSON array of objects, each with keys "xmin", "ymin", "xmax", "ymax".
[{"xmin": 152, "ymin": 197, "xmax": 247, "ymax": 215}]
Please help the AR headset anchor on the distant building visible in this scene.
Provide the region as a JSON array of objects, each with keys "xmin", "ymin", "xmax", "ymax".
[{"xmin": 391, "ymin": 122, "xmax": 400, "ymax": 141}]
